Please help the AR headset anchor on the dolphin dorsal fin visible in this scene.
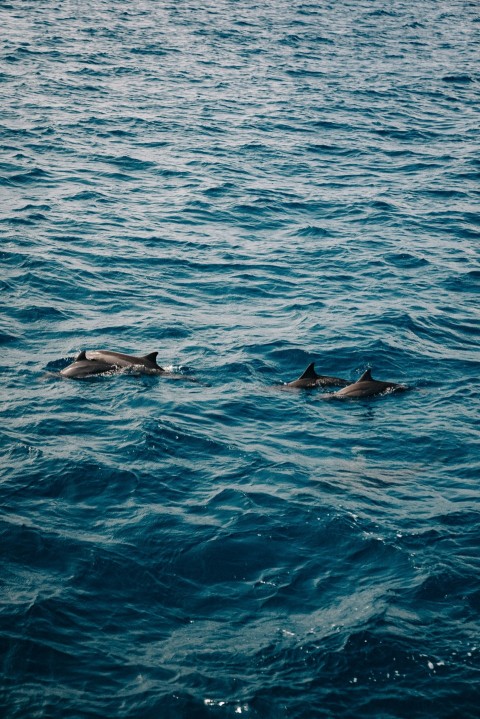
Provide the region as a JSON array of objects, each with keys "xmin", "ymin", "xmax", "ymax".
[
  {"xmin": 358, "ymin": 369, "xmax": 373, "ymax": 382},
  {"xmin": 76, "ymin": 350, "xmax": 87, "ymax": 361},
  {"xmin": 142, "ymin": 351, "xmax": 163, "ymax": 370},
  {"xmin": 299, "ymin": 362, "xmax": 318, "ymax": 380}
]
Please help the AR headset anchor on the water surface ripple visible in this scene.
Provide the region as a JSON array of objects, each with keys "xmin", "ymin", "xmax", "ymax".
[{"xmin": 1, "ymin": 1, "xmax": 479, "ymax": 717}]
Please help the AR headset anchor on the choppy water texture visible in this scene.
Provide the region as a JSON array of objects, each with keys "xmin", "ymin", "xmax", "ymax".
[{"xmin": 1, "ymin": 0, "xmax": 480, "ymax": 717}]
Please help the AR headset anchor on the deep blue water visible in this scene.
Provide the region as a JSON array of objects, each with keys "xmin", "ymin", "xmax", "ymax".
[{"xmin": 1, "ymin": 0, "xmax": 480, "ymax": 717}]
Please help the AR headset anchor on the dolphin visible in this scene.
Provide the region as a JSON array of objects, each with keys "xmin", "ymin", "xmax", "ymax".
[
  {"xmin": 285, "ymin": 362, "xmax": 350, "ymax": 389},
  {"xmin": 83, "ymin": 350, "xmax": 163, "ymax": 370},
  {"xmin": 60, "ymin": 350, "xmax": 165, "ymax": 378},
  {"xmin": 332, "ymin": 368, "xmax": 407, "ymax": 398}
]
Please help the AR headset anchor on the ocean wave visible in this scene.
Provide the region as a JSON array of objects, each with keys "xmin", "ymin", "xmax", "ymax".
[{"xmin": 2, "ymin": 0, "xmax": 480, "ymax": 716}]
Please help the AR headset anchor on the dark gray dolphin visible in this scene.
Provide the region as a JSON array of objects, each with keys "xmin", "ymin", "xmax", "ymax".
[
  {"xmin": 332, "ymin": 369, "xmax": 407, "ymax": 398},
  {"xmin": 285, "ymin": 362, "xmax": 350, "ymax": 388},
  {"xmin": 60, "ymin": 350, "xmax": 165, "ymax": 378},
  {"xmin": 84, "ymin": 350, "xmax": 163, "ymax": 370}
]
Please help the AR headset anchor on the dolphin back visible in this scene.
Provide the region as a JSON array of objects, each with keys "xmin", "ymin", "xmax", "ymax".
[
  {"xmin": 335, "ymin": 368, "xmax": 406, "ymax": 397},
  {"xmin": 60, "ymin": 358, "xmax": 116, "ymax": 378},
  {"xmin": 60, "ymin": 349, "xmax": 164, "ymax": 378},
  {"xmin": 86, "ymin": 350, "xmax": 163, "ymax": 370},
  {"xmin": 286, "ymin": 362, "xmax": 349, "ymax": 388}
]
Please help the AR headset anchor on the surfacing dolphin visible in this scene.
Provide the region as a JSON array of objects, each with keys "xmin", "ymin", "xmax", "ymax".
[
  {"xmin": 285, "ymin": 362, "xmax": 350, "ymax": 389},
  {"xmin": 60, "ymin": 350, "xmax": 166, "ymax": 379},
  {"xmin": 331, "ymin": 368, "xmax": 407, "ymax": 398}
]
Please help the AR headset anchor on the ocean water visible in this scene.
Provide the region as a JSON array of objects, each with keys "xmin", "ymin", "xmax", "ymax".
[{"xmin": 1, "ymin": 0, "xmax": 479, "ymax": 716}]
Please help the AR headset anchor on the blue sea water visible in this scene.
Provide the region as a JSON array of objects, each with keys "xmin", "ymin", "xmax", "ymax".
[{"xmin": 1, "ymin": 0, "xmax": 480, "ymax": 716}]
